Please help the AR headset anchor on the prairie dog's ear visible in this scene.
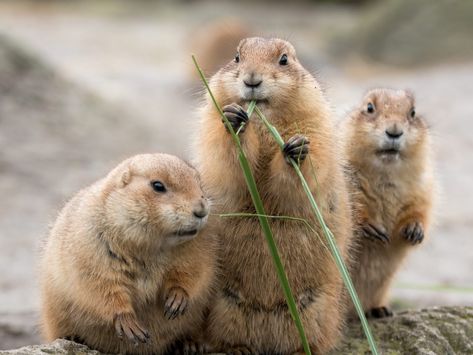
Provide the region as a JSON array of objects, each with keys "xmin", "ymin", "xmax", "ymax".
[
  {"xmin": 119, "ymin": 167, "xmax": 131, "ymax": 188},
  {"xmin": 107, "ymin": 158, "xmax": 134, "ymax": 188},
  {"xmin": 404, "ymin": 89, "xmax": 415, "ymax": 103},
  {"xmin": 115, "ymin": 161, "xmax": 133, "ymax": 188}
]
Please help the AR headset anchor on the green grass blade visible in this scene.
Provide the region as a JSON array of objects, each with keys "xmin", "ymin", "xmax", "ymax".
[
  {"xmin": 254, "ymin": 106, "xmax": 379, "ymax": 355},
  {"xmin": 192, "ymin": 55, "xmax": 312, "ymax": 355}
]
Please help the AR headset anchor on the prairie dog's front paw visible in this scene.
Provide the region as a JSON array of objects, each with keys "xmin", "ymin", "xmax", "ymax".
[
  {"xmin": 172, "ymin": 339, "xmax": 209, "ymax": 355},
  {"xmin": 114, "ymin": 312, "xmax": 149, "ymax": 344},
  {"xmin": 361, "ymin": 223, "xmax": 389, "ymax": 244},
  {"xmin": 402, "ymin": 221, "xmax": 424, "ymax": 244},
  {"xmin": 283, "ymin": 135, "xmax": 310, "ymax": 165},
  {"xmin": 164, "ymin": 287, "xmax": 189, "ymax": 320},
  {"xmin": 222, "ymin": 103, "xmax": 249, "ymax": 133}
]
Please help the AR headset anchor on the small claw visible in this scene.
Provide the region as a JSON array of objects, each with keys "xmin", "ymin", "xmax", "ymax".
[
  {"xmin": 134, "ymin": 326, "xmax": 149, "ymax": 343},
  {"xmin": 362, "ymin": 223, "xmax": 389, "ymax": 244},
  {"xmin": 222, "ymin": 103, "xmax": 249, "ymax": 133},
  {"xmin": 113, "ymin": 313, "xmax": 149, "ymax": 344},
  {"xmin": 178, "ymin": 297, "xmax": 188, "ymax": 315},
  {"xmin": 283, "ymin": 134, "xmax": 310, "ymax": 164},
  {"xmin": 402, "ymin": 222, "xmax": 424, "ymax": 245},
  {"xmin": 164, "ymin": 292, "xmax": 178, "ymax": 319},
  {"xmin": 163, "ymin": 287, "xmax": 189, "ymax": 320}
]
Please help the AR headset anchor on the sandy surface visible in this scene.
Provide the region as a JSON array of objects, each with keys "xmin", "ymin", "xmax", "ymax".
[{"xmin": 0, "ymin": 0, "xmax": 471, "ymax": 348}]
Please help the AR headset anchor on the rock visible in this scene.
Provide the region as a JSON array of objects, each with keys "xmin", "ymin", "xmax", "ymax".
[
  {"xmin": 0, "ymin": 339, "xmax": 101, "ymax": 355},
  {"xmin": 335, "ymin": 306, "xmax": 473, "ymax": 354},
  {"xmin": 1, "ymin": 307, "xmax": 471, "ymax": 354}
]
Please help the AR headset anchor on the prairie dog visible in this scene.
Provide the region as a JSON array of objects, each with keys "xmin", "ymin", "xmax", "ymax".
[
  {"xmin": 40, "ymin": 153, "xmax": 216, "ymax": 354},
  {"xmin": 343, "ymin": 88, "xmax": 435, "ymax": 318},
  {"xmin": 194, "ymin": 37, "xmax": 353, "ymax": 354}
]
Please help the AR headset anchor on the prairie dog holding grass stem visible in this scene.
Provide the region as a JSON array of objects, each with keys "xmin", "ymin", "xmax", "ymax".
[{"xmin": 194, "ymin": 37, "xmax": 353, "ymax": 354}]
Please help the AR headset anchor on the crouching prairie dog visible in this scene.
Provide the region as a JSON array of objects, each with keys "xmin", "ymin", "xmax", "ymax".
[
  {"xmin": 194, "ymin": 37, "xmax": 354, "ymax": 354},
  {"xmin": 40, "ymin": 153, "xmax": 217, "ymax": 354},
  {"xmin": 343, "ymin": 88, "xmax": 435, "ymax": 318}
]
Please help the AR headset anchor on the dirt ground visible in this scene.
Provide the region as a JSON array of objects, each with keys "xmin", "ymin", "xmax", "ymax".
[{"xmin": 0, "ymin": 0, "xmax": 471, "ymax": 349}]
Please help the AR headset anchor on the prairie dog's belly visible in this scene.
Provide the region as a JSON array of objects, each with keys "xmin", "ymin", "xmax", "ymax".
[{"xmin": 219, "ymin": 217, "xmax": 328, "ymax": 306}]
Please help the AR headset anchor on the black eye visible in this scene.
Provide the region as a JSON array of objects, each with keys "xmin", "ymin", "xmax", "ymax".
[
  {"xmin": 234, "ymin": 53, "xmax": 240, "ymax": 63},
  {"xmin": 151, "ymin": 181, "xmax": 166, "ymax": 193},
  {"xmin": 367, "ymin": 102, "xmax": 375, "ymax": 114},
  {"xmin": 410, "ymin": 108, "xmax": 416, "ymax": 118},
  {"xmin": 279, "ymin": 54, "xmax": 288, "ymax": 65}
]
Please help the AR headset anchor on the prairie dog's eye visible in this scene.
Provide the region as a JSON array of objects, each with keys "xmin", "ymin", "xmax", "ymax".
[
  {"xmin": 410, "ymin": 107, "xmax": 416, "ymax": 118},
  {"xmin": 279, "ymin": 54, "xmax": 288, "ymax": 65},
  {"xmin": 235, "ymin": 53, "xmax": 240, "ymax": 63},
  {"xmin": 151, "ymin": 181, "xmax": 166, "ymax": 193},
  {"xmin": 367, "ymin": 102, "xmax": 375, "ymax": 114}
]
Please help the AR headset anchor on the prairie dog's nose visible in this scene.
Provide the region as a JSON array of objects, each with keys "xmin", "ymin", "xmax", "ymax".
[
  {"xmin": 243, "ymin": 72, "xmax": 263, "ymax": 88},
  {"xmin": 385, "ymin": 125, "xmax": 404, "ymax": 139},
  {"xmin": 193, "ymin": 199, "xmax": 209, "ymax": 219}
]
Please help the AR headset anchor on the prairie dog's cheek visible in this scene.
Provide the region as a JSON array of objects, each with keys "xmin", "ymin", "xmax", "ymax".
[
  {"xmin": 276, "ymin": 74, "xmax": 293, "ymax": 88},
  {"xmin": 155, "ymin": 204, "xmax": 178, "ymax": 231},
  {"xmin": 223, "ymin": 71, "xmax": 241, "ymax": 98},
  {"xmin": 405, "ymin": 128, "xmax": 420, "ymax": 146}
]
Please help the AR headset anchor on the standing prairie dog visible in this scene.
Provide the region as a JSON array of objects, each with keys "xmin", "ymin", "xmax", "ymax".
[
  {"xmin": 343, "ymin": 89, "xmax": 435, "ymax": 318},
  {"xmin": 40, "ymin": 153, "xmax": 216, "ymax": 354},
  {"xmin": 194, "ymin": 37, "xmax": 353, "ymax": 354}
]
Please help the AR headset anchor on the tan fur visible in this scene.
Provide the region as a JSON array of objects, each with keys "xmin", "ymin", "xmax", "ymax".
[
  {"xmin": 194, "ymin": 37, "xmax": 353, "ymax": 354},
  {"xmin": 40, "ymin": 153, "xmax": 217, "ymax": 354},
  {"xmin": 343, "ymin": 89, "xmax": 435, "ymax": 314}
]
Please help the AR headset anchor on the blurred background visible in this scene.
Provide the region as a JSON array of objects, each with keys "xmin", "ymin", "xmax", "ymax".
[{"xmin": 0, "ymin": 0, "xmax": 472, "ymax": 349}]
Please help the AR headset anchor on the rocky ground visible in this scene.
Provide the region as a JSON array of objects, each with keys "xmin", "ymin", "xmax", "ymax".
[
  {"xmin": 2, "ymin": 307, "xmax": 472, "ymax": 354},
  {"xmin": 0, "ymin": 0, "xmax": 472, "ymax": 350}
]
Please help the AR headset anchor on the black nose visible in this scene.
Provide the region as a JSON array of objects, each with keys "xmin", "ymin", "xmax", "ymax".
[
  {"xmin": 385, "ymin": 129, "xmax": 403, "ymax": 139},
  {"xmin": 244, "ymin": 79, "xmax": 262, "ymax": 88},
  {"xmin": 193, "ymin": 201, "xmax": 209, "ymax": 219}
]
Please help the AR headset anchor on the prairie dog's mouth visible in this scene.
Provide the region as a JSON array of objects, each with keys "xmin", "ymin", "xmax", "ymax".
[
  {"xmin": 172, "ymin": 219, "xmax": 206, "ymax": 238},
  {"xmin": 377, "ymin": 140, "xmax": 402, "ymax": 157},
  {"xmin": 242, "ymin": 98, "xmax": 269, "ymax": 105},
  {"xmin": 241, "ymin": 87, "xmax": 268, "ymax": 103},
  {"xmin": 175, "ymin": 228, "xmax": 198, "ymax": 237},
  {"xmin": 377, "ymin": 148, "xmax": 400, "ymax": 155}
]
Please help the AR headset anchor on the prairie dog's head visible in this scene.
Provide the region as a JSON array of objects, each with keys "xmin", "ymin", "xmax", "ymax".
[
  {"xmin": 210, "ymin": 37, "xmax": 313, "ymax": 107},
  {"xmin": 104, "ymin": 154, "xmax": 208, "ymax": 248},
  {"xmin": 348, "ymin": 89, "xmax": 429, "ymax": 165}
]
